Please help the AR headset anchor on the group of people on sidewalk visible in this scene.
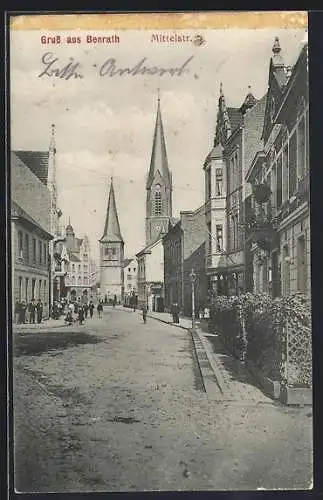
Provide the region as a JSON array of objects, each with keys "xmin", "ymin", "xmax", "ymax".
[{"xmin": 14, "ymin": 299, "xmax": 44, "ymax": 325}]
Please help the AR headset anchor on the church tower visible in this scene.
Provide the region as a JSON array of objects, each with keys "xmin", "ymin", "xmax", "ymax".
[
  {"xmin": 145, "ymin": 93, "xmax": 173, "ymax": 246},
  {"xmin": 99, "ymin": 178, "xmax": 124, "ymax": 302}
]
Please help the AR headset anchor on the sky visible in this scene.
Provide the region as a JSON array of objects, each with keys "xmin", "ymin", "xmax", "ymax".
[{"xmin": 10, "ymin": 26, "xmax": 307, "ymax": 263}]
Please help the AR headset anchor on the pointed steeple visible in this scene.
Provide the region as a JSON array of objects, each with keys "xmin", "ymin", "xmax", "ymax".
[
  {"xmin": 239, "ymin": 85, "xmax": 257, "ymax": 114},
  {"xmin": 49, "ymin": 123, "xmax": 56, "ymax": 153},
  {"xmin": 100, "ymin": 177, "xmax": 123, "ymax": 243},
  {"xmin": 146, "ymin": 94, "xmax": 172, "ymax": 189},
  {"xmin": 272, "ymin": 36, "xmax": 284, "ymax": 68}
]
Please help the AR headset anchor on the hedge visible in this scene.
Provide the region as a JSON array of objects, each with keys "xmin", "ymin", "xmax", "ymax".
[{"xmin": 209, "ymin": 292, "xmax": 312, "ymax": 388}]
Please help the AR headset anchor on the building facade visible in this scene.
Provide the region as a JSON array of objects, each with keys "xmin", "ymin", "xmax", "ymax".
[
  {"xmin": 99, "ymin": 178, "xmax": 125, "ymax": 303},
  {"xmin": 136, "ymin": 238, "xmax": 165, "ymax": 311},
  {"xmin": 14, "ymin": 125, "xmax": 65, "ymax": 310},
  {"xmin": 163, "ymin": 206, "xmax": 207, "ymax": 316},
  {"xmin": 122, "ymin": 257, "xmax": 138, "ymax": 305},
  {"xmin": 245, "ymin": 39, "xmax": 310, "ymax": 297},
  {"xmin": 204, "ymin": 81, "xmax": 266, "ymax": 297},
  {"xmin": 54, "ymin": 221, "xmax": 93, "ymax": 302},
  {"xmin": 11, "ymin": 152, "xmax": 52, "ymax": 318}
]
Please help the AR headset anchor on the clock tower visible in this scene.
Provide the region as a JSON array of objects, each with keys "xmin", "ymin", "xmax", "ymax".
[{"xmin": 145, "ymin": 93, "xmax": 173, "ymax": 246}]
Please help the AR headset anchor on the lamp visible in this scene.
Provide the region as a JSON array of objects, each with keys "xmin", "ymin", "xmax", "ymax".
[{"xmin": 189, "ymin": 269, "xmax": 197, "ymax": 330}]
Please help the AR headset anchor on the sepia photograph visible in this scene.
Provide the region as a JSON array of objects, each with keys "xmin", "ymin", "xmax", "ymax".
[{"xmin": 9, "ymin": 11, "xmax": 312, "ymax": 492}]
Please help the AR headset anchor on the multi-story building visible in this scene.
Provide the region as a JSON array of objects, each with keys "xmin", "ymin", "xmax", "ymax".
[
  {"xmin": 99, "ymin": 178, "xmax": 124, "ymax": 303},
  {"xmin": 245, "ymin": 39, "xmax": 309, "ymax": 297},
  {"xmin": 122, "ymin": 257, "xmax": 138, "ymax": 305},
  {"xmin": 11, "ymin": 151, "xmax": 52, "ymax": 318},
  {"xmin": 55, "ymin": 221, "xmax": 92, "ymax": 302},
  {"xmin": 204, "ymin": 82, "xmax": 266, "ymax": 297},
  {"xmin": 163, "ymin": 206, "xmax": 207, "ymax": 316},
  {"xmin": 14, "ymin": 125, "xmax": 64, "ymax": 309},
  {"xmin": 136, "ymin": 94, "xmax": 174, "ymax": 310}
]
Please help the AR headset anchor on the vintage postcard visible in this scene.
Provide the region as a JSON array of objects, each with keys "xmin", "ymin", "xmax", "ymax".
[{"xmin": 9, "ymin": 11, "xmax": 312, "ymax": 493}]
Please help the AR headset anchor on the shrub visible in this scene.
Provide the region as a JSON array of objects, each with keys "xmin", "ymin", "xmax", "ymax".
[{"xmin": 209, "ymin": 292, "xmax": 312, "ymax": 387}]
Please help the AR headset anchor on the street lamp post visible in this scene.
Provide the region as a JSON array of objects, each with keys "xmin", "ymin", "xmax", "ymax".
[{"xmin": 190, "ymin": 268, "xmax": 197, "ymax": 330}]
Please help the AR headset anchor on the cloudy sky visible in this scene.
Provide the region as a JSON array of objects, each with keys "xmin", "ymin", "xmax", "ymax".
[{"xmin": 10, "ymin": 26, "xmax": 307, "ymax": 262}]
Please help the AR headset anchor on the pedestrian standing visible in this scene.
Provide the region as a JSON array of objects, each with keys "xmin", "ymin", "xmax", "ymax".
[
  {"xmin": 14, "ymin": 300, "xmax": 21, "ymax": 324},
  {"xmin": 97, "ymin": 301, "xmax": 103, "ymax": 318},
  {"xmin": 89, "ymin": 301, "xmax": 94, "ymax": 318},
  {"xmin": 142, "ymin": 304, "xmax": 147, "ymax": 324},
  {"xmin": 20, "ymin": 301, "xmax": 27, "ymax": 324},
  {"xmin": 28, "ymin": 299, "xmax": 36, "ymax": 323},
  {"xmin": 36, "ymin": 299, "xmax": 43, "ymax": 324},
  {"xmin": 78, "ymin": 305, "xmax": 84, "ymax": 325},
  {"xmin": 84, "ymin": 303, "xmax": 88, "ymax": 319}
]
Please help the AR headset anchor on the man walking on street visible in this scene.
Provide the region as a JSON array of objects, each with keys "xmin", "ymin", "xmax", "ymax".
[
  {"xmin": 97, "ymin": 301, "xmax": 103, "ymax": 318},
  {"xmin": 89, "ymin": 301, "xmax": 94, "ymax": 318}
]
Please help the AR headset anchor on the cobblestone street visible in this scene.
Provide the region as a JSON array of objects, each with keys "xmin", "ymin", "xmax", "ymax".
[{"xmin": 13, "ymin": 307, "xmax": 313, "ymax": 492}]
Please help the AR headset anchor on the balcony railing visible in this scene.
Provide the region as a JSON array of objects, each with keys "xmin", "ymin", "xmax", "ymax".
[{"xmin": 245, "ymin": 208, "xmax": 279, "ymax": 252}]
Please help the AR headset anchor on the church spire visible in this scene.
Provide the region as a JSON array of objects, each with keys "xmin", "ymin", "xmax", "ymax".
[
  {"xmin": 100, "ymin": 177, "xmax": 123, "ymax": 243},
  {"xmin": 146, "ymin": 94, "xmax": 172, "ymax": 189}
]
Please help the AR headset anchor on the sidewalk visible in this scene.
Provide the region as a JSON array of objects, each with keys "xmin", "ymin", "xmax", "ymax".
[
  {"xmin": 139, "ymin": 309, "xmax": 271, "ymax": 403},
  {"xmin": 13, "ymin": 317, "xmax": 67, "ymax": 331}
]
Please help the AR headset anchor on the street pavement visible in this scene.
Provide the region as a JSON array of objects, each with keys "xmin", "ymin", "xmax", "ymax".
[{"xmin": 13, "ymin": 306, "xmax": 313, "ymax": 492}]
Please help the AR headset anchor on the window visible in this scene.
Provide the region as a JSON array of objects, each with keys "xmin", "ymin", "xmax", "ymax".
[
  {"xmin": 44, "ymin": 280, "xmax": 47, "ymax": 303},
  {"xmin": 78, "ymin": 277, "xmax": 81, "ymax": 284},
  {"xmin": 39, "ymin": 240, "xmax": 42, "ymax": 264},
  {"xmin": 207, "ymin": 222, "xmax": 212, "ymax": 254},
  {"xmin": 282, "ymin": 144, "xmax": 289, "ymax": 202},
  {"xmin": 32, "ymin": 238, "xmax": 36, "ymax": 262},
  {"xmin": 215, "ymin": 168, "xmax": 223, "ymax": 196},
  {"xmin": 133, "ymin": 268, "xmax": 136, "ymax": 272},
  {"xmin": 78, "ymin": 265, "xmax": 81, "ymax": 272},
  {"xmin": 25, "ymin": 234, "xmax": 29, "ymax": 262},
  {"xmin": 39, "ymin": 280, "xmax": 42, "ymax": 300},
  {"xmin": 72, "ymin": 264, "xmax": 75, "ymax": 272},
  {"xmin": 25, "ymin": 278, "xmax": 29, "ymax": 302},
  {"xmin": 105, "ymin": 247, "xmax": 109, "ymax": 255},
  {"xmin": 277, "ymin": 156, "xmax": 282, "ymax": 208},
  {"xmin": 18, "ymin": 231, "xmax": 23, "ymax": 256},
  {"xmin": 283, "ymin": 245, "xmax": 290, "ymax": 295},
  {"xmin": 297, "ymin": 236, "xmax": 306, "ymax": 293},
  {"xmin": 18, "ymin": 277, "xmax": 22, "ymax": 301},
  {"xmin": 72, "ymin": 276, "xmax": 75, "ymax": 285},
  {"xmin": 216, "ymin": 225, "xmax": 223, "ymax": 252},
  {"xmin": 32, "ymin": 279, "xmax": 36, "ymax": 300},
  {"xmin": 271, "ymin": 164, "xmax": 277, "ymax": 211},
  {"xmin": 112, "ymin": 248, "xmax": 116, "ymax": 255},
  {"xmin": 289, "ymin": 132, "xmax": 297, "ymax": 196},
  {"xmin": 206, "ymin": 167, "xmax": 211, "ymax": 199},
  {"xmin": 155, "ymin": 190, "xmax": 162, "ymax": 215},
  {"xmin": 298, "ymin": 117, "xmax": 306, "ymax": 180},
  {"xmin": 43, "ymin": 243, "xmax": 47, "ymax": 265}
]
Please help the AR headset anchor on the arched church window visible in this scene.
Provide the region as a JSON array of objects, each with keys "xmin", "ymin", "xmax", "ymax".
[{"xmin": 155, "ymin": 184, "xmax": 162, "ymax": 216}]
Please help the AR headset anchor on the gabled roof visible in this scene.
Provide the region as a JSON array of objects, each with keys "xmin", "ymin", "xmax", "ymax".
[
  {"xmin": 227, "ymin": 107, "xmax": 243, "ymax": 133},
  {"xmin": 146, "ymin": 96, "xmax": 172, "ymax": 189},
  {"xmin": 99, "ymin": 178, "xmax": 124, "ymax": 243},
  {"xmin": 14, "ymin": 150, "xmax": 49, "ymax": 186},
  {"xmin": 136, "ymin": 234, "xmax": 163, "ymax": 257},
  {"xmin": 122, "ymin": 258, "xmax": 133, "ymax": 268},
  {"xmin": 68, "ymin": 252, "xmax": 81, "ymax": 263},
  {"xmin": 11, "ymin": 201, "xmax": 52, "ymax": 239}
]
